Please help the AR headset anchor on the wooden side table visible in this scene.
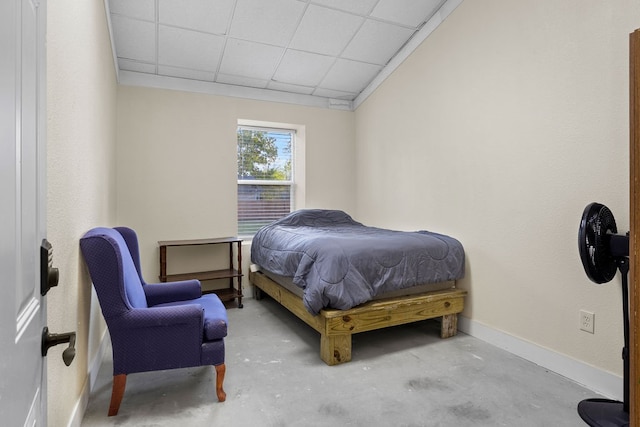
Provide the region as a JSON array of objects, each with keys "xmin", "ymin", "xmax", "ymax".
[{"xmin": 158, "ymin": 237, "xmax": 243, "ymax": 308}]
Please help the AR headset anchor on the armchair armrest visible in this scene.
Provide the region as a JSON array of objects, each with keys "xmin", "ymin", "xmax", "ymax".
[
  {"xmin": 144, "ymin": 280, "xmax": 202, "ymax": 306},
  {"xmin": 122, "ymin": 305, "xmax": 203, "ymax": 329}
]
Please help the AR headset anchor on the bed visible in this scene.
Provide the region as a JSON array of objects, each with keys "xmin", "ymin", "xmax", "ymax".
[{"xmin": 249, "ymin": 209, "xmax": 467, "ymax": 365}]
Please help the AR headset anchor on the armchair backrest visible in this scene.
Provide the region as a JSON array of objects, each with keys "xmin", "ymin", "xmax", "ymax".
[
  {"xmin": 114, "ymin": 226, "xmax": 148, "ymax": 286},
  {"xmin": 80, "ymin": 227, "xmax": 149, "ymax": 319}
]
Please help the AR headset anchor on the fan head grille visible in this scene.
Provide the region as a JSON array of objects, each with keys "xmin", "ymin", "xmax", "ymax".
[{"xmin": 578, "ymin": 202, "xmax": 618, "ymax": 284}]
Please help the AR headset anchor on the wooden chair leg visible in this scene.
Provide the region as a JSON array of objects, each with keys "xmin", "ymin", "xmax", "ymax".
[
  {"xmin": 215, "ymin": 364, "xmax": 226, "ymax": 402},
  {"xmin": 108, "ymin": 374, "xmax": 126, "ymax": 416}
]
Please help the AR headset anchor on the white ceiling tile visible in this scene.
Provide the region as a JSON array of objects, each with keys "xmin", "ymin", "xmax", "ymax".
[
  {"xmin": 216, "ymin": 73, "xmax": 269, "ymax": 89},
  {"xmin": 272, "ymin": 50, "xmax": 335, "ymax": 86},
  {"xmin": 158, "ymin": 25, "xmax": 225, "ymax": 71},
  {"xmin": 342, "ymin": 20, "xmax": 415, "ymax": 65},
  {"xmin": 109, "ymin": 0, "xmax": 155, "ymax": 21},
  {"xmin": 107, "ymin": 0, "xmax": 452, "ymax": 108},
  {"xmin": 230, "ymin": 0, "xmax": 306, "ymax": 46},
  {"xmin": 371, "ymin": 0, "xmax": 443, "ymax": 28},
  {"xmin": 267, "ymin": 81, "xmax": 315, "ymax": 95},
  {"xmin": 158, "ymin": 0, "xmax": 235, "ymax": 34},
  {"xmin": 309, "ymin": 0, "xmax": 378, "ymax": 15},
  {"xmin": 219, "ymin": 39, "xmax": 284, "ymax": 80},
  {"xmin": 112, "ymin": 16, "xmax": 156, "ymax": 62},
  {"xmin": 320, "ymin": 59, "xmax": 382, "ymax": 93},
  {"xmin": 158, "ymin": 65, "xmax": 216, "ymax": 81},
  {"xmin": 118, "ymin": 59, "xmax": 156, "ymax": 74},
  {"xmin": 289, "ymin": 5, "xmax": 364, "ymax": 56}
]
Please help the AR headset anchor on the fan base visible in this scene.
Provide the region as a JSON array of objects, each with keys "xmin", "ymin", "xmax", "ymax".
[{"xmin": 578, "ymin": 398, "xmax": 629, "ymax": 426}]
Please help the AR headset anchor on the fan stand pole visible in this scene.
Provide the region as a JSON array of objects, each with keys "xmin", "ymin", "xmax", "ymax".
[
  {"xmin": 577, "ymin": 258, "xmax": 630, "ymax": 426},
  {"xmin": 619, "ymin": 258, "xmax": 630, "ymax": 414}
]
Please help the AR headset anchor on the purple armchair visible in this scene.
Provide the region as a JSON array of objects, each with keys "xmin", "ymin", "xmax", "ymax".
[{"xmin": 80, "ymin": 227, "xmax": 227, "ymax": 416}]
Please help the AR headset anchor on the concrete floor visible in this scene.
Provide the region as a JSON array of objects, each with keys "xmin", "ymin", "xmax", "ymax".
[{"xmin": 81, "ymin": 296, "xmax": 599, "ymax": 426}]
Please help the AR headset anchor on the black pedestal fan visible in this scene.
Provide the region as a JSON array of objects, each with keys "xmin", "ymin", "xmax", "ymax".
[{"xmin": 577, "ymin": 202, "xmax": 630, "ymax": 427}]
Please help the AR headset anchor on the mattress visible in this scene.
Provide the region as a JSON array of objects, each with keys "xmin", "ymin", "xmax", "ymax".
[
  {"xmin": 260, "ymin": 269, "xmax": 455, "ymax": 300},
  {"xmin": 251, "ymin": 209, "xmax": 465, "ymax": 315}
]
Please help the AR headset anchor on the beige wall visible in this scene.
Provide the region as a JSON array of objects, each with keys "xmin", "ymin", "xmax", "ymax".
[
  {"xmin": 116, "ymin": 86, "xmax": 356, "ymax": 286},
  {"xmin": 47, "ymin": 0, "xmax": 117, "ymax": 426},
  {"xmin": 355, "ymin": 0, "xmax": 638, "ymax": 375}
]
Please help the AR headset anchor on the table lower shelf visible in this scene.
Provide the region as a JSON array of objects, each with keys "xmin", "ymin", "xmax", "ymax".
[
  {"xmin": 204, "ymin": 287, "xmax": 243, "ymax": 308},
  {"xmin": 159, "ymin": 270, "xmax": 244, "ymax": 308},
  {"xmin": 161, "ymin": 269, "xmax": 242, "ymax": 282}
]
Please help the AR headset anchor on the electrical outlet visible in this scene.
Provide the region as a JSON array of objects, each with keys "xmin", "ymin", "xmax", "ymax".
[{"xmin": 580, "ymin": 310, "xmax": 595, "ymax": 334}]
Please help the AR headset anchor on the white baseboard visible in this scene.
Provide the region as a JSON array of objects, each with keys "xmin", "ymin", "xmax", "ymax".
[
  {"xmin": 66, "ymin": 330, "xmax": 109, "ymax": 427},
  {"xmin": 457, "ymin": 316, "xmax": 623, "ymax": 401},
  {"xmin": 88, "ymin": 330, "xmax": 110, "ymax": 391}
]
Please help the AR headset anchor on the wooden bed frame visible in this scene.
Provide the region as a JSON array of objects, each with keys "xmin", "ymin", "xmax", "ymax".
[{"xmin": 249, "ymin": 270, "xmax": 467, "ymax": 366}]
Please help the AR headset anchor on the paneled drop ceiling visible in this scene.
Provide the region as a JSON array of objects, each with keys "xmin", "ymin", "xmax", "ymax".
[{"xmin": 106, "ymin": 0, "xmax": 462, "ymax": 110}]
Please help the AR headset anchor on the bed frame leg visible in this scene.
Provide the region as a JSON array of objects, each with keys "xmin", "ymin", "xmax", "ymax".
[
  {"xmin": 440, "ymin": 313, "xmax": 459, "ymax": 338},
  {"xmin": 320, "ymin": 333, "xmax": 352, "ymax": 365}
]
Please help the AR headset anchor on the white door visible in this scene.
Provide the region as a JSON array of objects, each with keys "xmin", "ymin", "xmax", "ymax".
[{"xmin": 0, "ymin": 0, "xmax": 48, "ymax": 425}]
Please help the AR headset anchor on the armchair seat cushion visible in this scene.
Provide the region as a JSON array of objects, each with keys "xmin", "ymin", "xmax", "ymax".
[{"xmin": 155, "ymin": 293, "xmax": 228, "ymax": 341}]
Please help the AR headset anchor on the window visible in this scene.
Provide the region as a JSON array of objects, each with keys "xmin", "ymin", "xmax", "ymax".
[{"xmin": 237, "ymin": 125, "xmax": 295, "ymax": 237}]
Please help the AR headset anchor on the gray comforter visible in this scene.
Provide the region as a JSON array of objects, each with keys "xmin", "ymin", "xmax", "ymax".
[{"xmin": 251, "ymin": 209, "xmax": 465, "ymax": 315}]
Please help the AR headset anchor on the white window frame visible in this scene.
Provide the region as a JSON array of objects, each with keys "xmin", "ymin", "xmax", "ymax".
[{"xmin": 237, "ymin": 120, "xmax": 305, "ymax": 238}]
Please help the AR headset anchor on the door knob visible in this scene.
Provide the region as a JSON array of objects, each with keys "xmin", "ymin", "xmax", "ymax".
[{"xmin": 42, "ymin": 327, "xmax": 76, "ymax": 366}]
